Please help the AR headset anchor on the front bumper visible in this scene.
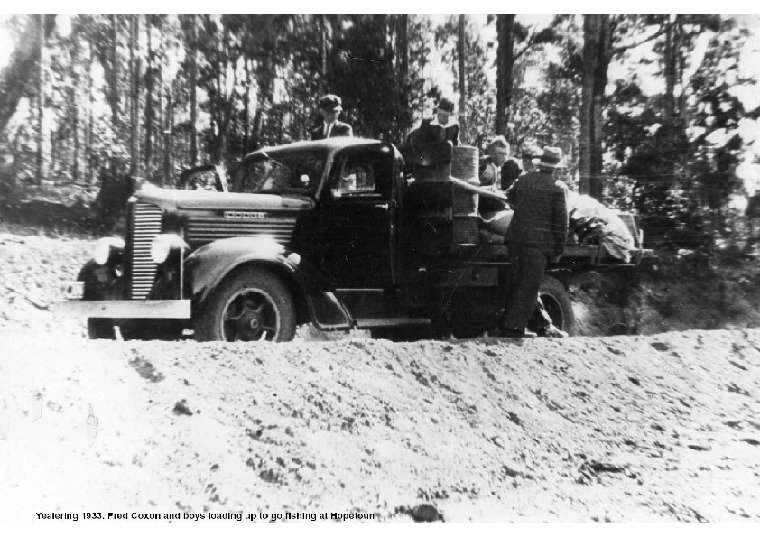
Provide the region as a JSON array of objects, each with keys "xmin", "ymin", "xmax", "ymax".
[{"xmin": 52, "ymin": 299, "xmax": 191, "ymax": 319}]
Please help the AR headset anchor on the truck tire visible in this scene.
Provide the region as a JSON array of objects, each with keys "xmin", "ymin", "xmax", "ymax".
[
  {"xmin": 194, "ymin": 267, "xmax": 296, "ymax": 343},
  {"xmin": 78, "ymin": 260, "xmax": 115, "ymax": 339},
  {"xmin": 539, "ymin": 276, "xmax": 578, "ymax": 336},
  {"xmin": 87, "ymin": 319, "xmax": 115, "ymax": 339}
]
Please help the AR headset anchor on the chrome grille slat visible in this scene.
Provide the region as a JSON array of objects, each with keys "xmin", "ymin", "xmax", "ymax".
[{"xmin": 130, "ymin": 203, "xmax": 162, "ymax": 300}]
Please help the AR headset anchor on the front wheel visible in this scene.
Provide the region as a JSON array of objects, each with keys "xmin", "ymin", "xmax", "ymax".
[
  {"xmin": 79, "ymin": 260, "xmax": 117, "ymax": 339},
  {"xmin": 539, "ymin": 276, "xmax": 578, "ymax": 336},
  {"xmin": 194, "ymin": 267, "xmax": 296, "ymax": 342},
  {"xmin": 87, "ymin": 319, "xmax": 115, "ymax": 339}
]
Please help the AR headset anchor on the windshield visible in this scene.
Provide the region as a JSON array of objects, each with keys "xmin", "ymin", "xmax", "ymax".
[{"xmin": 231, "ymin": 150, "xmax": 327, "ymax": 195}]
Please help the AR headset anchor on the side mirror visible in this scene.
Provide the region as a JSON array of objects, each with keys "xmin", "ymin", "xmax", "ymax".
[{"xmin": 331, "ymin": 188, "xmax": 342, "ymax": 198}]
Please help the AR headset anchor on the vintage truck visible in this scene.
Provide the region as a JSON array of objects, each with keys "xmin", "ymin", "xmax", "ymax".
[{"xmin": 56, "ymin": 137, "xmax": 652, "ymax": 341}]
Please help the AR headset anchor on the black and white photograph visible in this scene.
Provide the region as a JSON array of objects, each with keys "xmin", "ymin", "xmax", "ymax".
[{"xmin": 1, "ymin": 7, "xmax": 760, "ymax": 525}]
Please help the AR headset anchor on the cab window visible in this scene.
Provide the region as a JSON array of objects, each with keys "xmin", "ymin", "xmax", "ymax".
[
  {"xmin": 231, "ymin": 150, "xmax": 327, "ymax": 194},
  {"xmin": 330, "ymin": 149, "xmax": 392, "ymax": 199}
]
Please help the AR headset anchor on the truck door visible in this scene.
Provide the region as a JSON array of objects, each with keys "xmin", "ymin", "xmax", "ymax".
[{"xmin": 320, "ymin": 144, "xmax": 397, "ymax": 289}]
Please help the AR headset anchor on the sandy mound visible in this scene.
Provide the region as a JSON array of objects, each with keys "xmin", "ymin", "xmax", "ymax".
[{"xmin": 1, "ymin": 328, "xmax": 759, "ymax": 522}]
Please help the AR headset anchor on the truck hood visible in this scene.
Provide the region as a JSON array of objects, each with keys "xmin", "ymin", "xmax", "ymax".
[{"xmin": 133, "ymin": 186, "xmax": 315, "ymax": 211}]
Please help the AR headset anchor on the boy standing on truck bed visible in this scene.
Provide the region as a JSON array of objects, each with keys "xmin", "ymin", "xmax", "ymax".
[
  {"xmin": 405, "ymin": 97, "xmax": 460, "ymax": 146},
  {"xmin": 503, "ymin": 146, "xmax": 570, "ymax": 339}
]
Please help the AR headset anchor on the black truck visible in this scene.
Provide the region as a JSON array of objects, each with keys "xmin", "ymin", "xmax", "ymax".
[{"xmin": 57, "ymin": 138, "xmax": 652, "ymax": 341}]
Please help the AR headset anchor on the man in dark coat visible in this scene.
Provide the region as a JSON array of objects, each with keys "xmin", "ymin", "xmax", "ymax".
[
  {"xmin": 311, "ymin": 94, "xmax": 353, "ymax": 140},
  {"xmin": 406, "ymin": 97, "xmax": 459, "ymax": 146},
  {"xmin": 503, "ymin": 146, "xmax": 570, "ymax": 338}
]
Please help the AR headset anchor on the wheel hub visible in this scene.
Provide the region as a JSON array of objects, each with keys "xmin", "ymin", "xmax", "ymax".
[{"xmin": 222, "ymin": 289, "xmax": 278, "ymax": 342}]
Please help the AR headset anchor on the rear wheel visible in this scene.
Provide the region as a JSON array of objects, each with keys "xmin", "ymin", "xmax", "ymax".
[
  {"xmin": 539, "ymin": 276, "xmax": 577, "ymax": 336},
  {"xmin": 194, "ymin": 268, "xmax": 296, "ymax": 342}
]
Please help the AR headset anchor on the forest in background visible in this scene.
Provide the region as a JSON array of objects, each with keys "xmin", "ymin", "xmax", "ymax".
[{"xmin": 1, "ymin": 14, "xmax": 759, "ymax": 250}]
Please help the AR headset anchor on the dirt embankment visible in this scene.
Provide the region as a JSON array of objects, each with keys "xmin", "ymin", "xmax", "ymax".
[{"xmin": 1, "ymin": 229, "xmax": 760, "ymax": 522}]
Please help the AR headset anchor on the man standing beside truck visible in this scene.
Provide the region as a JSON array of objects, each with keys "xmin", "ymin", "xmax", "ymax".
[
  {"xmin": 311, "ymin": 94, "xmax": 353, "ymax": 140},
  {"xmin": 502, "ymin": 146, "xmax": 570, "ymax": 338}
]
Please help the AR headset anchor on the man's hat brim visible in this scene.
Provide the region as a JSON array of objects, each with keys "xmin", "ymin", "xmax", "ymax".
[{"xmin": 538, "ymin": 160, "xmax": 563, "ymax": 169}]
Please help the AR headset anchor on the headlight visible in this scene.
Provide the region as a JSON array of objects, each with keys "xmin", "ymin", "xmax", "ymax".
[
  {"xmin": 93, "ymin": 237, "xmax": 125, "ymax": 265},
  {"xmin": 150, "ymin": 234, "xmax": 188, "ymax": 264}
]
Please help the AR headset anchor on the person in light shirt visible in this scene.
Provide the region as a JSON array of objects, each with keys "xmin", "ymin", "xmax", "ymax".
[{"xmin": 406, "ymin": 97, "xmax": 459, "ymax": 146}]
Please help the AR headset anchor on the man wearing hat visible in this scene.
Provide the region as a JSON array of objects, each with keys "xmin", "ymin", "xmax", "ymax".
[
  {"xmin": 520, "ymin": 143, "xmax": 543, "ymax": 173},
  {"xmin": 311, "ymin": 94, "xmax": 353, "ymax": 140},
  {"xmin": 406, "ymin": 97, "xmax": 460, "ymax": 146},
  {"xmin": 502, "ymin": 146, "xmax": 570, "ymax": 338},
  {"xmin": 499, "ymin": 142, "xmax": 540, "ymax": 188},
  {"xmin": 497, "ymin": 142, "xmax": 543, "ymax": 191}
]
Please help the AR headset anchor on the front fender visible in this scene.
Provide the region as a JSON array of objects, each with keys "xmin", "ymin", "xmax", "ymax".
[{"xmin": 184, "ymin": 236, "xmax": 351, "ymax": 329}]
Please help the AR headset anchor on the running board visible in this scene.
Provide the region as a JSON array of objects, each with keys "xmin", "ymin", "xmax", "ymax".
[{"xmin": 354, "ymin": 318, "xmax": 432, "ymax": 329}]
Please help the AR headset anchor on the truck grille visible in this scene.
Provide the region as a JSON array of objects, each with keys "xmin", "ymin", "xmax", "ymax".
[
  {"xmin": 185, "ymin": 216, "xmax": 296, "ymax": 246},
  {"xmin": 131, "ymin": 203, "xmax": 162, "ymax": 299}
]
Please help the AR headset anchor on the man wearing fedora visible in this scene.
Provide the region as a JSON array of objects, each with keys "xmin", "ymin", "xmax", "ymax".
[
  {"xmin": 406, "ymin": 97, "xmax": 460, "ymax": 146},
  {"xmin": 502, "ymin": 146, "xmax": 570, "ymax": 338},
  {"xmin": 311, "ymin": 94, "xmax": 353, "ymax": 140}
]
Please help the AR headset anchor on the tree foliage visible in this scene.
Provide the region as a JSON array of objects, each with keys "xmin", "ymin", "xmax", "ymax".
[{"xmin": 0, "ymin": 13, "xmax": 757, "ymax": 253}]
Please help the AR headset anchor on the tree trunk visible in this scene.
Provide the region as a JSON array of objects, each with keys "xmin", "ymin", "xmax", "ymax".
[
  {"xmin": 163, "ymin": 84, "xmax": 172, "ymax": 186},
  {"xmin": 144, "ymin": 15, "xmax": 154, "ymax": 181},
  {"xmin": 589, "ymin": 14, "xmax": 611, "ymax": 201},
  {"xmin": 36, "ymin": 14, "xmax": 51, "ymax": 185},
  {"xmin": 157, "ymin": 17, "xmax": 165, "ymax": 184},
  {"xmin": 0, "ymin": 15, "xmax": 43, "ymax": 133},
  {"xmin": 12, "ymin": 128, "xmax": 22, "ymax": 191},
  {"xmin": 663, "ymin": 15, "xmax": 677, "ymax": 126},
  {"xmin": 188, "ymin": 15, "xmax": 198, "ymax": 165},
  {"xmin": 109, "ymin": 14, "xmax": 119, "ymax": 173},
  {"xmin": 580, "ymin": 15, "xmax": 600, "ymax": 198},
  {"xmin": 87, "ymin": 42, "xmax": 96, "ymax": 185},
  {"xmin": 129, "ymin": 15, "xmax": 140, "ymax": 176},
  {"xmin": 397, "ymin": 14, "xmax": 410, "ymax": 139},
  {"xmin": 244, "ymin": 54, "xmax": 250, "ymax": 154},
  {"xmin": 319, "ymin": 14, "xmax": 328, "ymax": 95},
  {"xmin": 69, "ymin": 27, "xmax": 82, "ymax": 182},
  {"xmin": 495, "ymin": 14, "xmax": 515, "ymax": 137},
  {"xmin": 252, "ymin": 108, "xmax": 263, "ymax": 151},
  {"xmin": 214, "ymin": 30, "xmax": 226, "ymax": 163},
  {"xmin": 458, "ymin": 15, "xmax": 467, "ymax": 143}
]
